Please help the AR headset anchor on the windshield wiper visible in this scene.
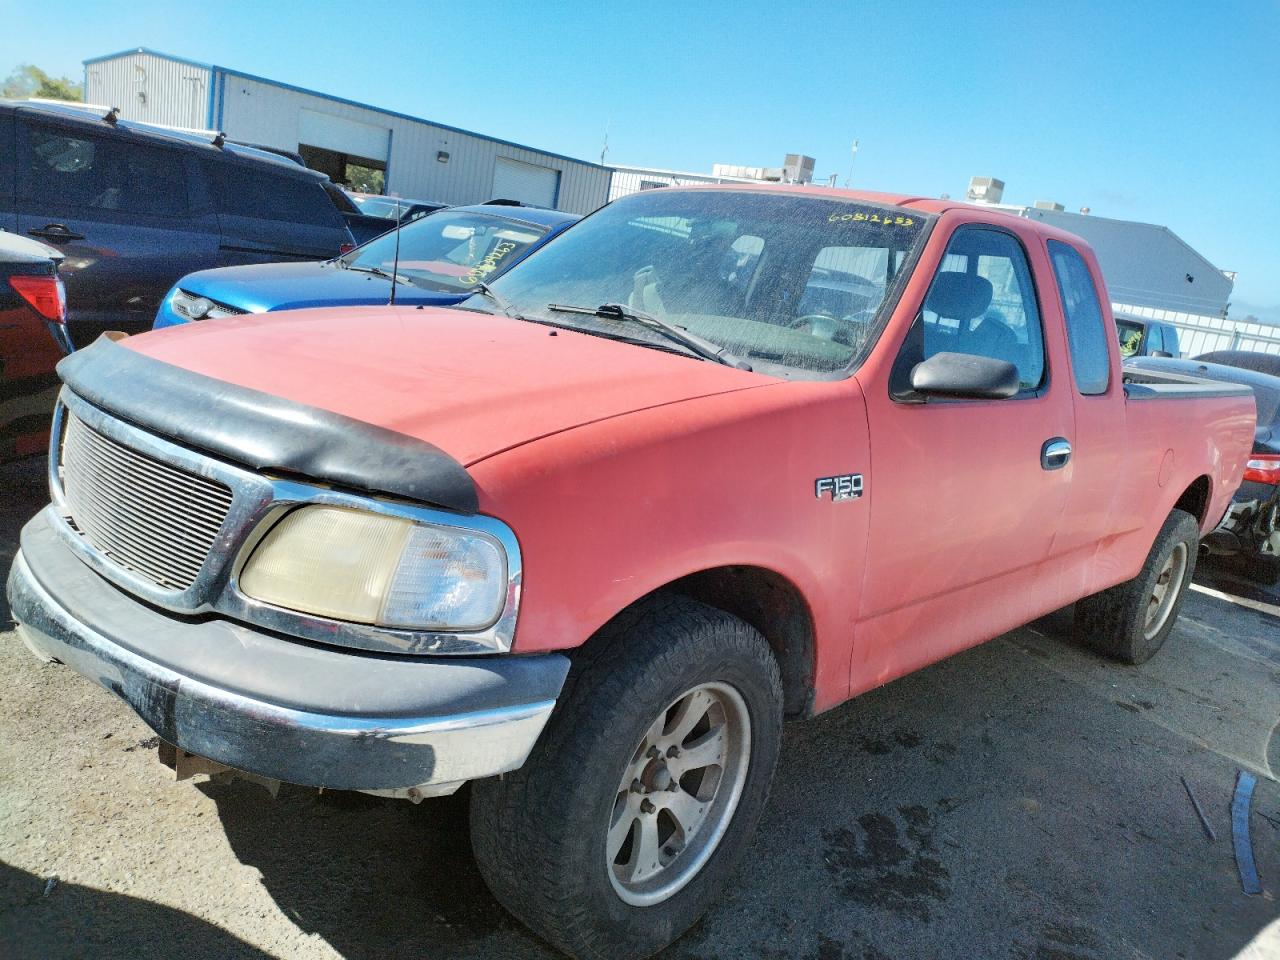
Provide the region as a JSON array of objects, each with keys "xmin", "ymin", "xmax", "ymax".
[
  {"xmin": 545, "ymin": 303, "xmax": 752, "ymax": 371},
  {"xmin": 474, "ymin": 282, "xmax": 523, "ymax": 319},
  {"xmin": 342, "ymin": 262, "xmax": 411, "ymax": 286}
]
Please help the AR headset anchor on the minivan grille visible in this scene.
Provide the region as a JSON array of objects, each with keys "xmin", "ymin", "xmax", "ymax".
[{"xmin": 60, "ymin": 413, "xmax": 234, "ymax": 591}]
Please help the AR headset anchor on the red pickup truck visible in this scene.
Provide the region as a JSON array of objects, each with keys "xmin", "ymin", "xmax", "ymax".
[{"xmin": 7, "ymin": 186, "xmax": 1256, "ymax": 959}]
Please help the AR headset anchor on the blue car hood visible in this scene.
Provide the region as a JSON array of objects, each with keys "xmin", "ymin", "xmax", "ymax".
[{"xmin": 180, "ymin": 261, "xmax": 468, "ymax": 312}]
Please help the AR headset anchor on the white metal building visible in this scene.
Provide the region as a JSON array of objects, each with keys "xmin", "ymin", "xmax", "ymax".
[
  {"xmin": 82, "ymin": 48, "xmax": 612, "ymax": 214},
  {"xmin": 962, "ymin": 177, "xmax": 1277, "ymax": 356}
]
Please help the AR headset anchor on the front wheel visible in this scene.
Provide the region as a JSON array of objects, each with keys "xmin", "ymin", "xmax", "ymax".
[
  {"xmin": 1074, "ymin": 508, "xmax": 1200, "ymax": 664},
  {"xmin": 470, "ymin": 595, "xmax": 783, "ymax": 960}
]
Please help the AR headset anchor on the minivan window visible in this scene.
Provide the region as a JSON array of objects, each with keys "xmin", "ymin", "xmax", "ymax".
[
  {"xmin": 22, "ymin": 126, "xmax": 188, "ymax": 218},
  {"xmin": 1047, "ymin": 240, "xmax": 1110, "ymax": 395},
  {"xmin": 208, "ymin": 162, "xmax": 341, "ymax": 227}
]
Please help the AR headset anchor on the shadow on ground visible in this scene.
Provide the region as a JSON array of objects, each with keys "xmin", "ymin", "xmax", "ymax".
[{"xmin": 2, "ymin": 861, "xmax": 272, "ymax": 959}]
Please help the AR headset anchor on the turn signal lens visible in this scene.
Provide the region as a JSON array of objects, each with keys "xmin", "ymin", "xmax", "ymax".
[
  {"xmin": 10, "ymin": 275, "xmax": 67, "ymax": 322},
  {"xmin": 1243, "ymin": 454, "xmax": 1280, "ymax": 485}
]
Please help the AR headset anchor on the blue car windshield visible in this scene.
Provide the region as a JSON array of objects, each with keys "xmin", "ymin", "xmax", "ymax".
[{"xmin": 345, "ymin": 211, "xmax": 548, "ymax": 291}]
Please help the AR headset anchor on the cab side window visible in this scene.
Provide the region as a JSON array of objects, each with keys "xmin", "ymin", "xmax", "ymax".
[
  {"xmin": 906, "ymin": 227, "xmax": 1046, "ymax": 392},
  {"xmin": 1047, "ymin": 240, "xmax": 1110, "ymax": 394}
]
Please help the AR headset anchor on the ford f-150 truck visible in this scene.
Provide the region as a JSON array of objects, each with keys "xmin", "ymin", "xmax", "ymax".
[{"xmin": 7, "ymin": 185, "xmax": 1256, "ymax": 960}]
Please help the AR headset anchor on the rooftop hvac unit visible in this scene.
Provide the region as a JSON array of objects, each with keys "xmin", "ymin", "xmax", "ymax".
[
  {"xmin": 783, "ymin": 154, "xmax": 815, "ymax": 183},
  {"xmin": 966, "ymin": 176, "xmax": 1005, "ymax": 204},
  {"xmin": 1034, "ymin": 200, "xmax": 1065, "ymax": 211}
]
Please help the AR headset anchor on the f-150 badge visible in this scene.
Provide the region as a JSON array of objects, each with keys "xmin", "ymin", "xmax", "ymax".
[{"xmin": 815, "ymin": 474, "xmax": 863, "ymax": 502}]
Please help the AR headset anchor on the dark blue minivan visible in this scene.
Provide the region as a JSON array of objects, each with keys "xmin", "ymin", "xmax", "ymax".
[{"xmin": 0, "ymin": 99, "xmax": 354, "ymax": 347}]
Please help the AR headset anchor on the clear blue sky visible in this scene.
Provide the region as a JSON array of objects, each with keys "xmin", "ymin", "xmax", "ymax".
[{"xmin": 4, "ymin": 0, "xmax": 1278, "ymax": 319}]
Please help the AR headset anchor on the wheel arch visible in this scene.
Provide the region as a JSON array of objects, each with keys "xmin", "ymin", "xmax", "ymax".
[
  {"xmin": 1173, "ymin": 474, "xmax": 1212, "ymax": 526},
  {"xmin": 574, "ymin": 565, "xmax": 818, "ymax": 721}
]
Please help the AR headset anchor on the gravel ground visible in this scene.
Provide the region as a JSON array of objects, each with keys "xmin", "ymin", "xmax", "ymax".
[{"xmin": 2, "ymin": 460, "xmax": 1278, "ymax": 960}]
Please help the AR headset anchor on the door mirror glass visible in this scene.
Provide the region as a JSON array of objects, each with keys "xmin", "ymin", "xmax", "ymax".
[{"xmin": 910, "ymin": 351, "xmax": 1020, "ymax": 400}]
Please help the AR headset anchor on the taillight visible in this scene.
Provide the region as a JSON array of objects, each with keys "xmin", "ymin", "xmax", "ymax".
[
  {"xmin": 339, "ymin": 243, "xmax": 356, "ymax": 255},
  {"xmin": 1243, "ymin": 453, "xmax": 1280, "ymax": 485},
  {"xmin": 10, "ymin": 274, "xmax": 67, "ymax": 323}
]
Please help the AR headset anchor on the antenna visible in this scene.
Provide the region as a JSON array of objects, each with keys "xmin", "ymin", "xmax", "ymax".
[
  {"xmin": 600, "ymin": 118, "xmax": 610, "ymax": 165},
  {"xmin": 844, "ymin": 139, "xmax": 859, "ymax": 188},
  {"xmin": 388, "ymin": 196, "xmax": 403, "ymax": 306}
]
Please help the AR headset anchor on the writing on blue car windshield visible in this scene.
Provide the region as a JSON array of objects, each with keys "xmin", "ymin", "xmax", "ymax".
[
  {"xmin": 344, "ymin": 211, "xmax": 547, "ymax": 292},
  {"xmin": 471, "ymin": 189, "xmax": 932, "ymax": 378}
]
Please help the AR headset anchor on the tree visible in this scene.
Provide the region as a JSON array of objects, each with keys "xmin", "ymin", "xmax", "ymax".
[{"xmin": 2, "ymin": 64, "xmax": 83, "ymax": 102}]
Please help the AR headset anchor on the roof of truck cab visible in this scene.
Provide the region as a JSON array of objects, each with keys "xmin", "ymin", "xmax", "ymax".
[{"xmin": 655, "ymin": 183, "xmax": 1094, "ymax": 242}]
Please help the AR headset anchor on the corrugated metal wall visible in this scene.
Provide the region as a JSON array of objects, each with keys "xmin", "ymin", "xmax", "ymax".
[
  {"xmin": 84, "ymin": 50, "xmax": 612, "ymax": 213},
  {"xmin": 85, "ymin": 51, "xmax": 211, "ymax": 130},
  {"xmin": 209, "ymin": 73, "xmax": 610, "ymax": 214}
]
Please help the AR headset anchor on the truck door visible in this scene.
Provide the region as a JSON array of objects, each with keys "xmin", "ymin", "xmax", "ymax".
[
  {"xmin": 1043, "ymin": 239, "xmax": 1135, "ymax": 570},
  {"xmin": 854, "ymin": 224, "xmax": 1074, "ymax": 685}
]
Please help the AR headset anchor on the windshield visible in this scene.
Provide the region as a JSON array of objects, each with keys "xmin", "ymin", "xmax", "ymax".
[
  {"xmin": 1116, "ymin": 319, "xmax": 1145, "ymax": 357},
  {"xmin": 344, "ymin": 211, "xmax": 548, "ymax": 291},
  {"xmin": 475, "ymin": 189, "xmax": 931, "ymax": 377}
]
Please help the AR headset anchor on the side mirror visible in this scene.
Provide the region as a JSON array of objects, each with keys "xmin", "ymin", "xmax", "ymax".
[{"xmin": 910, "ymin": 352, "xmax": 1020, "ymax": 400}]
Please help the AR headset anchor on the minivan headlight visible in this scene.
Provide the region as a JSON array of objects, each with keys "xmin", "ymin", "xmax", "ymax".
[{"xmin": 239, "ymin": 505, "xmax": 508, "ymax": 635}]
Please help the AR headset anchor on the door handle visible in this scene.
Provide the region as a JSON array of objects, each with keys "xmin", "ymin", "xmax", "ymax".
[
  {"xmin": 1041, "ymin": 438, "xmax": 1072, "ymax": 471},
  {"xmin": 28, "ymin": 223, "xmax": 84, "ymax": 243}
]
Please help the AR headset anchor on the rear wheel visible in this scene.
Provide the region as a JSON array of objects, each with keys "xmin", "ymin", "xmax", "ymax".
[
  {"xmin": 470, "ymin": 595, "xmax": 783, "ymax": 960},
  {"xmin": 1075, "ymin": 509, "xmax": 1199, "ymax": 664}
]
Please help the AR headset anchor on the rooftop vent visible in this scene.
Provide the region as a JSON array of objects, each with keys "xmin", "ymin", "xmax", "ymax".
[
  {"xmin": 1034, "ymin": 200, "xmax": 1064, "ymax": 211},
  {"xmin": 966, "ymin": 176, "xmax": 1004, "ymax": 204}
]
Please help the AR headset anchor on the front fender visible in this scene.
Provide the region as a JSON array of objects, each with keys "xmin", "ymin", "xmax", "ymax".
[{"xmin": 470, "ymin": 377, "xmax": 869, "ymax": 712}]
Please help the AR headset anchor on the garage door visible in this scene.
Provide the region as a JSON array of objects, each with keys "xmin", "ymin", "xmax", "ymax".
[{"xmin": 492, "ymin": 157, "xmax": 560, "ymax": 208}]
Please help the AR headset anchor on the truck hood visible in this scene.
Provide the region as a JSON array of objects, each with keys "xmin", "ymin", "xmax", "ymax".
[
  {"xmin": 181, "ymin": 261, "xmax": 468, "ymax": 312},
  {"xmin": 126, "ymin": 305, "xmax": 770, "ymax": 465}
]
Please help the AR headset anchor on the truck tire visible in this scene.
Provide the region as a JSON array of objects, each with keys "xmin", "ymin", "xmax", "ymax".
[
  {"xmin": 1074, "ymin": 508, "xmax": 1199, "ymax": 664},
  {"xmin": 470, "ymin": 595, "xmax": 784, "ymax": 960}
]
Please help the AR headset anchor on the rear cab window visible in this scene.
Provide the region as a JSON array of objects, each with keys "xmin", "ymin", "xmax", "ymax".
[
  {"xmin": 1116, "ymin": 318, "xmax": 1145, "ymax": 358},
  {"xmin": 1047, "ymin": 240, "xmax": 1111, "ymax": 395}
]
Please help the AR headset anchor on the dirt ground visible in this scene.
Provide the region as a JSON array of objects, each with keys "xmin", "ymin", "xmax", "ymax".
[{"xmin": 1, "ymin": 459, "xmax": 1277, "ymax": 960}]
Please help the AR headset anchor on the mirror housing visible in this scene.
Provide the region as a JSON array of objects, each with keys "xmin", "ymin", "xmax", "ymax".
[{"xmin": 910, "ymin": 352, "xmax": 1020, "ymax": 400}]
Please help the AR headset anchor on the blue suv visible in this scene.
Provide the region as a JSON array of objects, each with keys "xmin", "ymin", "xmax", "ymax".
[{"xmin": 154, "ymin": 203, "xmax": 578, "ymax": 327}]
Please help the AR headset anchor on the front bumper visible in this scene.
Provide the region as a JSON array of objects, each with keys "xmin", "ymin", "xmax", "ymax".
[{"xmin": 8, "ymin": 511, "xmax": 568, "ymax": 792}]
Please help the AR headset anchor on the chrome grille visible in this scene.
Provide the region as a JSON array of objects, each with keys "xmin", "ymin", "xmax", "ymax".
[{"xmin": 60, "ymin": 412, "xmax": 234, "ymax": 590}]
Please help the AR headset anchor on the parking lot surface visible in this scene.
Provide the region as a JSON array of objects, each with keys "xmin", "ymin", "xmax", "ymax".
[{"xmin": 2, "ymin": 463, "xmax": 1277, "ymax": 960}]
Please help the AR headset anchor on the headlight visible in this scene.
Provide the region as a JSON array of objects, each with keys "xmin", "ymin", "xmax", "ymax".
[
  {"xmin": 239, "ymin": 505, "xmax": 508, "ymax": 633},
  {"xmin": 172, "ymin": 288, "xmax": 245, "ymax": 321}
]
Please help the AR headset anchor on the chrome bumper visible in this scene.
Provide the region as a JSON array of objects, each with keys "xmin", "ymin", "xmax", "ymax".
[{"xmin": 8, "ymin": 511, "xmax": 568, "ymax": 792}]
